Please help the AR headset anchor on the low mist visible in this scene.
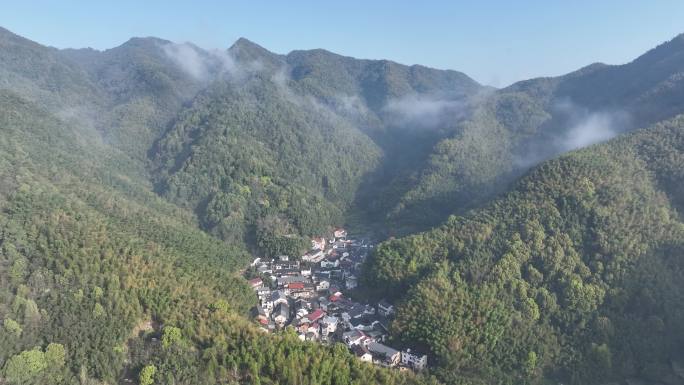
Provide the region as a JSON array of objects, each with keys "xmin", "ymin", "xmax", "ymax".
[
  {"xmin": 161, "ymin": 42, "xmax": 242, "ymax": 81},
  {"xmin": 515, "ymin": 100, "xmax": 631, "ymax": 168},
  {"xmin": 382, "ymin": 94, "xmax": 468, "ymax": 130},
  {"xmin": 556, "ymin": 111, "xmax": 621, "ymax": 152}
]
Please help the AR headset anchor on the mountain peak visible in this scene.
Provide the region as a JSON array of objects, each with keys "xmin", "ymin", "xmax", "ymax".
[
  {"xmin": 229, "ymin": 37, "xmax": 271, "ymax": 54},
  {"xmin": 119, "ymin": 36, "xmax": 171, "ymax": 50},
  {"xmin": 229, "ymin": 37, "xmax": 283, "ymax": 68}
]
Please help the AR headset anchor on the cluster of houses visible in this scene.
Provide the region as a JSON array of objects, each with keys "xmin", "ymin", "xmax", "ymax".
[{"xmin": 247, "ymin": 228, "xmax": 428, "ymax": 372}]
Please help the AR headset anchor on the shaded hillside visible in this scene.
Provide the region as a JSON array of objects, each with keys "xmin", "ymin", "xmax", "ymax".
[
  {"xmin": 364, "ymin": 115, "xmax": 684, "ymax": 384},
  {"xmin": 0, "ymin": 27, "xmax": 102, "ymax": 110},
  {"xmin": 4, "ymin": 27, "xmax": 684, "ymax": 240},
  {"xmin": 1, "ymin": 27, "xmax": 486, "ymax": 245}
]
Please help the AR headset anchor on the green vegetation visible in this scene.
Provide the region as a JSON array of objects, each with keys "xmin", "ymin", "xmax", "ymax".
[
  {"xmin": 0, "ymin": 29, "xmax": 438, "ymax": 385},
  {"xmin": 2, "ymin": 25, "xmax": 684, "ymax": 385},
  {"xmin": 364, "ymin": 116, "xmax": 684, "ymax": 384},
  {"xmin": 381, "ymin": 33, "xmax": 684, "ymax": 234},
  {"xmin": 151, "ymin": 78, "xmax": 382, "ymax": 254}
]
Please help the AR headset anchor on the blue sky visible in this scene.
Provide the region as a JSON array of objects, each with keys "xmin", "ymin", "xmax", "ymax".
[{"xmin": 1, "ymin": 0, "xmax": 683, "ymax": 86}]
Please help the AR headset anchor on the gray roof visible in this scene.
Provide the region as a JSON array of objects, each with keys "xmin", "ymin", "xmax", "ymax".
[
  {"xmin": 352, "ymin": 344, "xmax": 371, "ymax": 356},
  {"xmin": 368, "ymin": 342, "xmax": 399, "ymax": 358},
  {"xmin": 274, "ymin": 303, "xmax": 289, "ymax": 318},
  {"xmin": 270, "ymin": 290, "xmax": 287, "ymax": 302},
  {"xmin": 277, "ymin": 275, "xmax": 307, "ymax": 285},
  {"xmin": 257, "ymin": 305, "xmax": 267, "ymax": 317},
  {"xmin": 343, "ymin": 329, "xmax": 365, "ymax": 341},
  {"xmin": 347, "ymin": 304, "xmax": 367, "ymax": 318}
]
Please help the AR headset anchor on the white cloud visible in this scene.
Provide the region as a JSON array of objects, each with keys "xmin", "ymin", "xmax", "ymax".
[
  {"xmin": 161, "ymin": 42, "xmax": 242, "ymax": 81},
  {"xmin": 383, "ymin": 94, "xmax": 467, "ymax": 128},
  {"xmin": 162, "ymin": 43, "xmax": 210, "ymax": 80}
]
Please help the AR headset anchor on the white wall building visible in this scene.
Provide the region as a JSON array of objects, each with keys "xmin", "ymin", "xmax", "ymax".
[{"xmin": 401, "ymin": 349, "xmax": 428, "ymax": 371}]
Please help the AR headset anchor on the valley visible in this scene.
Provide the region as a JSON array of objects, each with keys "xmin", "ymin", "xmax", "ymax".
[{"xmin": 245, "ymin": 229, "xmax": 427, "ymax": 371}]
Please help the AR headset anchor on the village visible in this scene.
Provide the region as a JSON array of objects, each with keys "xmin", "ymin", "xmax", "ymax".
[{"xmin": 245, "ymin": 228, "xmax": 428, "ymax": 372}]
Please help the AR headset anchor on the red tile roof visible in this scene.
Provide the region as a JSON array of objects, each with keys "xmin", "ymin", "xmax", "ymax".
[
  {"xmin": 307, "ymin": 309, "xmax": 325, "ymax": 321},
  {"xmin": 288, "ymin": 282, "xmax": 305, "ymax": 290}
]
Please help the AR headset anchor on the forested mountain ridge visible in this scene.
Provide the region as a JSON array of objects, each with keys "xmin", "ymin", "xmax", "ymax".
[
  {"xmin": 387, "ymin": 33, "xmax": 684, "ymax": 232},
  {"xmin": 2, "ymin": 24, "xmax": 684, "ymax": 385},
  {"xmin": 150, "ymin": 37, "xmax": 485, "ymax": 244},
  {"xmin": 364, "ymin": 115, "xmax": 684, "ymax": 384},
  {"xmin": 4, "ymin": 27, "xmax": 684, "ymax": 240},
  {"xmin": 0, "ymin": 59, "xmax": 438, "ymax": 385},
  {"xmin": 1, "ymin": 25, "xmax": 487, "ymax": 248},
  {"xmin": 149, "ymin": 75, "xmax": 383, "ymax": 253}
]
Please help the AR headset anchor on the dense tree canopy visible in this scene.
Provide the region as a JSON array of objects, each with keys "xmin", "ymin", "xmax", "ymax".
[
  {"xmin": 0, "ymin": 89, "xmax": 436, "ymax": 384},
  {"xmin": 2, "ymin": 25, "xmax": 684, "ymax": 385},
  {"xmin": 364, "ymin": 116, "xmax": 684, "ymax": 384}
]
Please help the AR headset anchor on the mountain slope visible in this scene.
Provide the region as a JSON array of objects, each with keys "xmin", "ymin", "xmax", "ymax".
[
  {"xmin": 150, "ymin": 75, "xmax": 383, "ymax": 253},
  {"xmin": 0, "ymin": 79, "xmax": 436, "ymax": 385},
  {"xmin": 148, "ymin": 38, "xmax": 485, "ymax": 248},
  {"xmin": 0, "ymin": 30, "xmax": 441, "ymax": 385},
  {"xmin": 59, "ymin": 37, "xmax": 211, "ymax": 160},
  {"xmin": 0, "ymin": 27, "xmax": 103, "ymax": 110},
  {"xmin": 3, "ymin": 25, "xmax": 684, "ymax": 385},
  {"xmin": 385, "ymin": 33, "xmax": 684, "ymax": 234},
  {"xmin": 364, "ymin": 115, "xmax": 684, "ymax": 384}
]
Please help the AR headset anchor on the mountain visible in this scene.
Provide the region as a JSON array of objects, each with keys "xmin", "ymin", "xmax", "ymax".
[
  {"xmin": 59, "ymin": 36, "xmax": 211, "ymax": 160},
  {"xmin": 0, "ymin": 31, "xmax": 438, "ymax": 385},
  {"xmin": 0, "ymin": 27, "xmax": 102, "ymax": 110},
  {"xmin": 3, "ymin": 27, "xmax": 487, "ymax": 247},
  {"xmin": 5, "ymin": 28, "xmax": 684, "ymax": 242},
  {"xmin": 147, "ymin": 38, "xmax": 484, "ymax": 252},
  {"xmin": 1, "ymin": 25, "xmax": 684, "ymax": 385},
  {"xmin": 384, "ymin": 33, "xmax": 684, "ymax": 233},
  {"xmin": 364, "ymin": 115, "xmax": 684, "ymax": 384}
]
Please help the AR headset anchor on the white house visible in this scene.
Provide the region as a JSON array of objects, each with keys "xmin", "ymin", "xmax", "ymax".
[
  {"xmin": 302, "ymin": 249, "xmax": 325, "ymax": 263},
  {"xmin": 273, "ymin": 303, "xmax": 290, "ymax": 326},
  {"xmin": 333, "ymin": 228, "xmax": 347, "ymax": 240},
  {"xmin": 316, "ymin": 280, "xmax": 330, "ymax": 291},
  {"xmin": 345, "ymin": 275, "xmax": 358, "ymax": 290},
  {"xmin": 377, "ymin": 300, "xmax": 395, "ymax": 317},
  {"xmin": 296, "ymin": 308, "xmax": 309, "ymax": 319},
  {"xmin": 248, "ymin": 278, "xmax": 263, "ymax": 289},
  {"xmin": 256, "ymin": 287, "xmax": 271, "ymax": 302},
  {"xmin": 343, "ymin": 330, "xmax": 368, "ymax": 347},
  {"xmin": 401, "ymin": 349, "xmax": 428, "ymax": 371},
  {"xmin": 277, "ymin": 275, "xmax": 307, "ymax": 287},
  {"xmin": 320, "ymin": 316, "xmax": 339, "ymax": 334},
  {"xmin": 263, "ymin": 290, "xmax": 287, "ymax": 313}
]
